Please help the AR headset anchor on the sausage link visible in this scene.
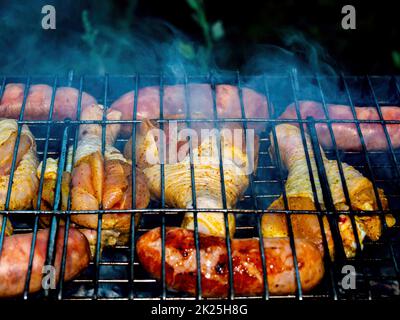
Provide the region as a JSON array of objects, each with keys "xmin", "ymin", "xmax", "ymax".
[
  {"xmin": 137, "ymin": 227, "xmax": 324, "ymax": 297},
  {"xmin": 0, "ymin": 227, "xmax": 90, "ymax": 298},
  {"xmin": 0, "ymin": 84, "xmax": 96, "ymax": 120},
  {"xmin": 280, "ymin": 101, "xmax": 400, "ymax": 150},
  {"xmin": 110, "ymin": 84, "xmax": 268, "ymax": 136}
]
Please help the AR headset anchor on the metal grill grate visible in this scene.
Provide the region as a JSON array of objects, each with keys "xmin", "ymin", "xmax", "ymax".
[{"xmin": 0, "ymin": 71, "xmax": 399, "ymax": 300}]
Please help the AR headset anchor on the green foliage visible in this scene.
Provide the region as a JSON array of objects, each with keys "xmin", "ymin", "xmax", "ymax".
[
  {"xmin": 184, "ymin": 0, "xmax": 224, "ymax": 70},
  {"xmin": 392, "ymin": 51, "xmax": 400, "ymax": 70}
]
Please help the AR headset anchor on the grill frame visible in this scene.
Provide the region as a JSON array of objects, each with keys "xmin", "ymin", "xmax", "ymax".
[{"xmin": 0, "ymin": 71, "xmax": 399, "ymax": 300}]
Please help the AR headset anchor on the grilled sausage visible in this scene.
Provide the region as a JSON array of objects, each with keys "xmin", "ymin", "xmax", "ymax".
[
  {"xmin": 280, "ymin": 101, "xmax": 400, "ymax": 150},
  {"xmin": 110, "ymin": 84, "xmax": 268, "ymax": 136},
  {"xmin": 0, "ymin": 227, "xmax": 90, "ymax": 298},
  {"xmin": 0, "ymin": 84, "xmax": 96, "ymax": 120},
  {"xmin": 136, "ymin": 227, "xmax": 324, "ymax": 297}
]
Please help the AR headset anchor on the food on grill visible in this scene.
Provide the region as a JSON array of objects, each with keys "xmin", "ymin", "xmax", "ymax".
[
  {"xmin": 136, "ymin": 227, "xmax": 324, "ymax": 297},
  {"xmin": 262, "ymin": 124, "xmax": 395, "ymax": 258},
  {"xmin": 37, "ymin": 105, "xmax": 150, "ymax": 257},
  {"xmin": 69, "ymin": 104, "xmax": 150, "ymax": 232},
  {"xmin": 280, "ymin": 100, "xmax": 400, "ymax": 151},
  {"xmin": 0, "ymin": 227, "xmax": 90, "ymax": 298},
  {"xmin": 0, "ymin": 119, "xmax": 39, "ymax": 210},
  {"xmin": 77, "ymin": 228, "xmax": 129, "ymax": 258},
  {"xmin": 0, "ymin": 84, "xmax": 96, "ymax": 120},
  {"xmin": 131, "ymin": 120, "xmax": 253, "ymax": 237},
  {"xmin": 110, "ymin": 84, "xmax": 268, "ymax": 136},
  {"xmin": 0, "ymin": 120, "xmax": 89, "ymax": 297},
  {"xmin": 35, "ymin": 104, "xmax": 149, "ymax": 257},
  {"xmin": 0, "ymin": 215, "xmax": 13, "ymax": 236}
]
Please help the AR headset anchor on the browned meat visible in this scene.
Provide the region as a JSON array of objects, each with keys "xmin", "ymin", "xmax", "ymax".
[{"xmin": 136, "ymin": 227, "xmax": 324, "ymax": 297}]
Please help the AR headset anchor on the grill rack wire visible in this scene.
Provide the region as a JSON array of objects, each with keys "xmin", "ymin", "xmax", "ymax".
[{"xmin": 0, "ymin": 71, "xmax": 399, "ymax": 300}]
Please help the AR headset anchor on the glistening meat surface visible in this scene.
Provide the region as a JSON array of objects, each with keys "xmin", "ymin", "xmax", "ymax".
[
  {"xmin": 137, "ymin": 227, "xmax": 324, "ymax": 297},
  {"xmin": 0, "ymin": 228, "xmax": 90, "ymax": 298}
]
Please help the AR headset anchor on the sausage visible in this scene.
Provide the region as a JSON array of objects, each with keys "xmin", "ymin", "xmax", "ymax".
[
  {"xmin": 0, "ymin": 83, "xmax": 96, "ymax": 120},
  {"xmin": 136, "ymin": 227, "xmax": 324, "ymax": 297},
  {"xmin": 280, "ymin": 100, "xmax": 400, "ymax": 150},
  {"xmin": 0, "ymin": 227, "xmax": 90, "ymax": 298},
  {"xmin": 110, "ymin": 84, "xmax": 268, "ymax": 136}
]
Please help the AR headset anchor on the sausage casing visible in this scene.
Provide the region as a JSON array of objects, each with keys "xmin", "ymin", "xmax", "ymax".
[
  {"xmin": 136, "ymin": 227, "xmax": 324, "ymax": 297},
  {"xmin": 0, "ymin": 227, "xmax": 90, "ymax": 298},
  {"xmin": 280, "ymin": 101, "xmax": 400, "ymax": 151}
]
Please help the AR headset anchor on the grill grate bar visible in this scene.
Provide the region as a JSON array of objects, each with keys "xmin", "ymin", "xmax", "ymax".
[
  {"xmin": 340, "ymin": 74, "xmax": 400, "ymax": 289},
  {"xmin": 159, "ymin": 73, "xmax": 167, "ymax": 300},
  {"xmin": 366, "ymin": 76, "xmax": 400, "ymax": 182},
  {"xmin": 183, "ymin": 73, "xmax": 203, "ymax": 299},
  {"xmin": 314, "ymin": 74, "xmax": 372, "ymax": 298},
  {"xmin": 0, "ymin": 77, "xmax": 31, "ymax": 259},
  {"xmin": 128, "ymin": 74, "xmax": 140, "ymax": 299},
  {"xmin": 23, "ymin": 76, "xmax": 58, "ymax": 299},
  {"xmin": 210, "ymin": 72, "xmax": 235, "ymax": 299}
]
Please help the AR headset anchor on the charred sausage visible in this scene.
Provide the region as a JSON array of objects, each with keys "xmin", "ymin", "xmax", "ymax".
[{"xmin": 136, "ymin": 227, "xmax": 324, "ymax": 297}]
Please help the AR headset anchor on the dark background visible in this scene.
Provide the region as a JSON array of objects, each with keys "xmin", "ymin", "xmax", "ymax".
[{"xmin": 0, "ymin": 0, "xmax": 399, "ymax": 74}]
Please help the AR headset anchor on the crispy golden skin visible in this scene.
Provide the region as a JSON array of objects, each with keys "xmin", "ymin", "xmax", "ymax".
[
  {"xmin": 262, "ymin": 124, "xmax": 395, "ymax": 258},
  {"xmin": 134, "ymin": 120, "xmax": 253, "ymax": 237},
  {"xmin": 36, "ymin": 105, "xmax": 150, "ymax": 252},
  {"xmin": 0, "ymin": 119, "xmax": 39, "ymax": 211}
]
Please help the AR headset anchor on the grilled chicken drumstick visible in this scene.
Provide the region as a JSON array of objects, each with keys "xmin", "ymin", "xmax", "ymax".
[
  {"xmin": 126, "ymin": 119, "xmax": 255, "ymax": 237},
  {"xmin": 37, "ymin": 104, "xmax": 150, "ymax": 256},
  {"xmin": 0, "ymin": 120, "xmax": 90, "ymax": 297},
  {"xmin": 262, "ymin": 124, "xmax": 395, "ymax": 258}
]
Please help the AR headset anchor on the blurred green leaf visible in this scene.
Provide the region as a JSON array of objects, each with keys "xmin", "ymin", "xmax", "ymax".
[
  {"xmin": 186, "ymin": 0, "xmax": 201, "ymax": 11},
  {"xmin": 392, "ymin": 51, "xmax": 400, "ymax": 69},
  {"xmin": 211, "ymin": 20, "xmax": 224, "ymax": 41}
]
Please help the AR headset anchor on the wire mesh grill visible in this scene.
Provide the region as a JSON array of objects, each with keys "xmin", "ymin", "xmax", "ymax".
[{"xmin": 0, "ymin": 71, "xmax": 399, "ymax": 300}]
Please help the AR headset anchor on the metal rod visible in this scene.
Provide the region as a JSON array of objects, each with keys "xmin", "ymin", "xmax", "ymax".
[
  {"xmin": 159, "ymin": 73, "xmax": 167, "ymax": 300},
  {"xmin": 183, "ymin": 74, "xmax": 203, "ymax": 299},
  {"xmin": 128, "ymin": 74, "xmax": 140, "ymax": 300},
  {"xmin": 209, "ymin": 72, "xmax": 235, "ymax": 300},
  {"xmin": 0, "ymin": 77, "xmax": 31, "ymax": 256},
  {"xmin": 24, "ymin": 76, "xmax": 59, "ymax": 299}
]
